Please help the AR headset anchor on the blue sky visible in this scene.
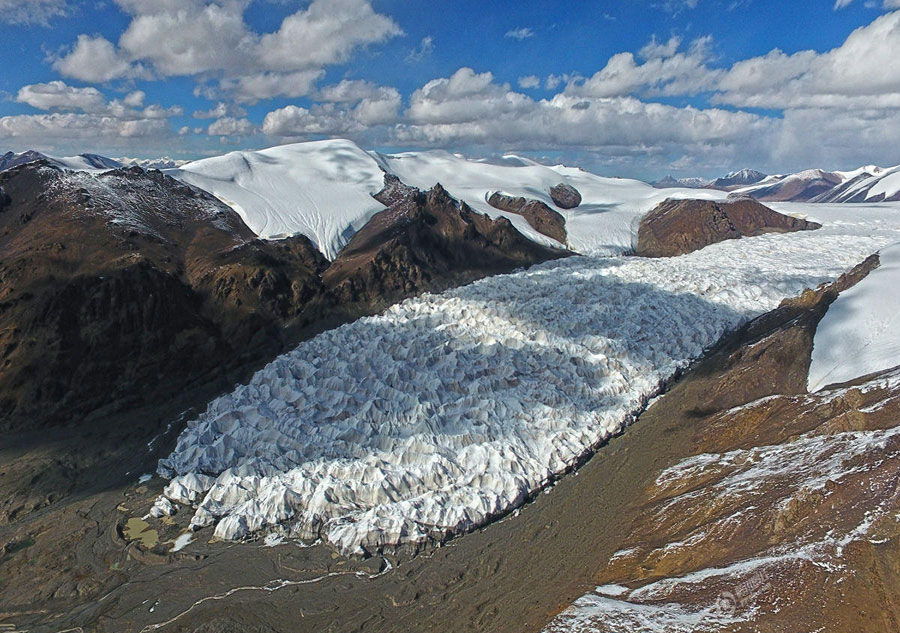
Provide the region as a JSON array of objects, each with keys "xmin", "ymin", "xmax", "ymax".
[{"xmin": 1, "ymin": 0, "xmax": 899, "ymax": 178}]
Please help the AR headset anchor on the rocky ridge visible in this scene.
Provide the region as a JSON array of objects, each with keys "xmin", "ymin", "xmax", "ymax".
[{"xmin": 636, "ymin": 197, "xmax": 821, "ymax": 257}]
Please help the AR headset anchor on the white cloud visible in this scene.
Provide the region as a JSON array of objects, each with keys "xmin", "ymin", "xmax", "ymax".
[
  {"xmin": 54, "ymin": 0, "xmax": 402, "ymax": 102},
  {"xmin": 1, "ymin": 82, "xmax": 182, "ymax": 147},
  {"xmin": 395, "ymin": 69, "xmax": 772, "ymax": 155},
  {"xmin": 219, "ymin": 70, "xmax": 326, "ymax": 104},
  {"xmin": 408, "ymin": 68, "xmax": 533, "ymax": 125},
  {"xmin": 0, "ymin": 0, "xmax": 68, "ymax": 25},
  {"xmin": 406, "ymin": 36, "xmax": 434, "ymax": 63},
  {"xmin": 317, "ymin": 79, "xmax": 392, "ymax": 103},
  {"xmin": 52, "ymin": 35, "xmax": 145, "ymax": 83},
  {"xmin": 207, "ymin": 116, "xmax": 256, "ymax": 136},
  {"xmin": 717, "ymin": 11, "xmax": 900, "ymax": 109},
  {"xmin": 505, "ymin": 27, "xmax": 535, "ymax": 40},
  {"xmin": 0, "ymin": 113, "xmax": 171, "ymax": 140},
  {"xmin": 518, "ymin": 75, "xmax": 541, "ymax": 89},
  {"xmin": 192, "ymin": 102, "xmax": 247, "ymax": 119},
  {"xmin": 262, "ymin": 81, "xmax": 401, "ymax": 136},
  {"xmin": 16, "ymin": 81, "xmax": 106, "ymax": 113},
  {"xmin": 123, "ymin": 90, "xmax": 146, "ymax": 107},
  {"xmin": 568, "ymin": 35, "xmax": 720, "ymax": 98},
  {"xmin": 834, "ymin": 0, "xmax": 900, "ymax": 9}
]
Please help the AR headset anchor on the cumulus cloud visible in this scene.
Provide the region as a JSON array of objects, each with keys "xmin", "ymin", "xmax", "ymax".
[
  {"xmin": 0, "ymin": 113, "xmax": 170, "ymax": 140},
  {"xmin": 408, "ymin": 68, "xmax": 533, "ymax": 125},
  {"xmin": 568, "ymin": 35, "xmax": 720, "ymax": 98},
  {"xmin": 54, "ymin": 0, "xmax": 401, "ymax": 102},
  {"xmin": 0, "ymin": 0, "xmax": 68, "ymax": 25},
  {"xmin": 16, "ymin": 81, "xmax": 106, "ymax": 113},
  {"xmin": 394, "ymin": 68, "xmax": 772, "ymax": 156},
  {"xmin": 713, "ymin": 11, "xmax": 900, "ymax": 109},
  {"xmin": 193, "ymin": 102, "xmax": 246, "ymax": 119},
  {"xmin": 1, "ymin": 82, "xmax": 182, "ymax": 146},
  {"xmin": 518, "ymin": 75, "xmax": 541, "ymax": 89},
  {"xmin": 505, "ymin": 27, "xmax": 535, "ymax": 40},
  {"xmin": 52, "ymin": 35, "xmax": 146, "ymax": 83},
  {"xmin": 263, "ymin": 81, "xmax": 401, "ymax": 136},
  {"xmin": 207, "ymin": 116, "xmax": 256, "ymax": 136}
]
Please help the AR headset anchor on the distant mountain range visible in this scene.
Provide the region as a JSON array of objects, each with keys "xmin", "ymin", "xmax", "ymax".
[
  {"xmin": 4, "ymin": 147, "xmax": 900, "ymax": 208},
  {"xmin": 0, "ymin": 150, "xmax": 188, "ymax": 174},
  {"xmin": 654, "ymin": 164, "xmax": 900, "ymax": 202}
]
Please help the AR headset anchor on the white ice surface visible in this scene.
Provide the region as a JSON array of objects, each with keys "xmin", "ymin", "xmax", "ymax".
[
  {"xmin": 808, "ymin": 241, "xmax": 900, "ymax": 391},
  {"xmin": 168, "ymin": 140, "xmax": 387, "ymax": 259},
  {"xmin": 375, "ymin": 150, "xmax": 725, "ymax": 255},
  {"xmin": 157, "ymin": 202, "xmax": 900, "ymax": 555},
  {"xmin": 168, "ymin": 140, "xmax": 725, "ymax": 260}
]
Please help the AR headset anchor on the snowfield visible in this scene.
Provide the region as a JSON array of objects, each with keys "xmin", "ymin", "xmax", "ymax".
[
  {"xmin": 168, "ymin": 139, "xmax": 724, "ymax": 259},
  {"xmin": 168, "ymin": 140, "xmax": 387, "ymax": 260},
  {"xmin": 808, "ymin": 241, "xmax": 900, "ymax": 391},
  {"xmin": 157, "ymin": 202, "xmax": 900, "ymax": 555}
]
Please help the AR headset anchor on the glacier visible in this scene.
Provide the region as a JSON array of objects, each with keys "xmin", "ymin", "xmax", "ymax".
[{"xmin": 157, "ymin": 203, "xmax": 900, "ymax": 555}]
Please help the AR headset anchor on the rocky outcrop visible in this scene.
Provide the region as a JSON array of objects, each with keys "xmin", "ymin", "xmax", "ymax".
[
  {"xmin": 636, "ymin": 197, "xmax": 821, "ymax": 257},
  {"xmin": 549, "ymin": 183, "xmax": 581, "ymax": 209},
  {"xmin": 327, "ymin": 184, "xmax": 567, "ymax": 308},
  {"xmin": 372, "ymin": 172, "xmax": 418, "ymax": 207},
  {"xmin": 486, "ymin": 192, "xmax": 567, "ymax": 244}
]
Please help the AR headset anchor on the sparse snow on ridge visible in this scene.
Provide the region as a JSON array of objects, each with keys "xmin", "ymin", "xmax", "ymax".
[
  {"xmin": 808, "ymin": 241, "xmax": 900, "ymax": 391},
  {"xmin": 157, "ymin": 205, "xmax": 898, "ymax": 556}
]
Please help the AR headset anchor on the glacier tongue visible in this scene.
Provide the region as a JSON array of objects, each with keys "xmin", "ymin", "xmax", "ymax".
[{"xmin": 158, "ymin": 228, "xmax": 889, "ymax": 556}]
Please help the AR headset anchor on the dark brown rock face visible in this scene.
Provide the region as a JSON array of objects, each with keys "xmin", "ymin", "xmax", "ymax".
[
  {"xmin": 636, "ymin": 197, "xmax": 821, "ymax": 257},
  {"xmin": 486, "ymin": 192, "xmax": 567, "ymax": 244},
  {"xmin": 549, "ymin": 183, "xmax": 581, "ymax": 209},
  {"xmin": 0, "ymin": 165, "xmax": 563, "ymax": 433},
  {"xmin": 326, "ymin": 184, "xmax": 567, "ymax": 308},
  {"xmin": 0, "ymin": 162, "xmax": 329, "ymax": 431}
]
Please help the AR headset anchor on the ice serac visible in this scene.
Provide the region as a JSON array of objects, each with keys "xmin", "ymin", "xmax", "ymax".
[
  {"xmin": 808, "ymin": 242, "xmax": 900, "ymax": 391},
  {"xmin": 636, "ymin": 198, "xmax": 821, "ymax": 257},
  {"xmin": 158, "ymin": 212, "xmax": 889, "ymax": 556},
  {"xmin": 169, "ymin": 139, "xmax": 388, "ymax": 260}
]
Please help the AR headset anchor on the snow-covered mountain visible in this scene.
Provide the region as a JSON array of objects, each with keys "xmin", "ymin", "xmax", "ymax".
[
  {"xmin": 167, "ymin": 139, "xmax": 723, "ymax": 259},
  {"xmin": 709, "ymin": 168, "xmax": 767, "ymax": 189},
  {"xmin": 117, "ymin": 156, "xmax": 191, "ymax": 170},
  {"xmin": 0, "ymin": 149, "xmax": 122, "ymax": 172},
  {"xmin": 729, "ymin": 164, "xmax": 900, "ymax": 203},
  {"xmin": 167, "ymin": 140, "xmax": 389, "ymax": 260},
  {"xmin": 811, "ymin": 164, "xmax": 900, "ymax": 203},
  {"xmin": 651, "ymin": 175, "xmax": 708, "ymax": 189}
]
